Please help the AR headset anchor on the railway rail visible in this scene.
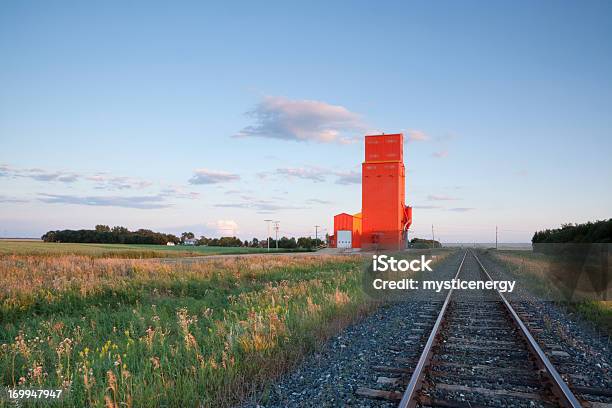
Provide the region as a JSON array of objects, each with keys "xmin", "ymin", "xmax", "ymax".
[{"xmin": 356, "ymin": 250, "xmax": 601, "ymax": 408}]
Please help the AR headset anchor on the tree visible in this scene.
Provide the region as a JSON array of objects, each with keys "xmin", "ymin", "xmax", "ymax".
[
  {"xmin": 181, "ymin": 232, "xmax": 195, "ymax": 243},
  {"xmin": 278, "ymin": 236, "xmax": 297, "ymax": 249},
  {"xmin": 95, "ymin": 225, "xmax": 111, "ymax": 232},
  {"xmin": 297, "ymin": 237, "xmax": 313, "ymax": 249}
]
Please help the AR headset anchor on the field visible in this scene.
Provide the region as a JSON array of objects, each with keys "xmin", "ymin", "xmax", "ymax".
[
  {"xmin": 0, "ymin": 248, "xmax": 372, "ymax": 407},
  {"xmin": 0, "ymin": 240, "xmax": 303, "ymax": 258},
  {"xmin": 0, "ymin": 242, "xmax": 453, "ymax": 407},
  {"xmin": 488, "ymin": 249, "xmax": 612, "ymax": 335}
]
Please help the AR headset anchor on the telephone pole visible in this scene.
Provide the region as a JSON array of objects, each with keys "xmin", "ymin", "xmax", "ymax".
[
  {"xmin": 431, "ymin": 224, "xmax": 435, "ymax": 248},
  {"xmin": 264, "ymin": 219, "xmax": 272, "ymax": 251},
  {"xmin": 495, "ymin": 226, "xmax": 498, "ymax": 250},
  {"xmin": 314, "ymin": 225, "xmax": 320, "ymax": 244},
  {"xmin": 273, "ymin": 221, "xmax": 280, "ymax": 249}
]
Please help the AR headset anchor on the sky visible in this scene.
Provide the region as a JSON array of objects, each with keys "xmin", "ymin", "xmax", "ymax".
[{"xmin": 1, "ymin": 0, "xmax": 611, "ymax": 243}]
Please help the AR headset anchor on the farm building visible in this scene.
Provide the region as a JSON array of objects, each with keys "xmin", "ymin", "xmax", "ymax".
[{"xmin": 330, "ymin": 133, "xmax": 412, "ymax": 250}]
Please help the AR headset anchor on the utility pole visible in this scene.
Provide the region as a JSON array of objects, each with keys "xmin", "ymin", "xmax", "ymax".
[
  {"xmin": 495, "ymin": 226, "xmax": 498, "ymax": 250},
  {"xmin": 273, "ymin": 221, "xmax": 280, "ymax": 249},
  {"xmin": 314, "ymin": 225, "xmax": 320, "ymax": 245},
  {"xmin": 264, "ymin": 219, "xmax": 272, "ymax": 251},
  {"xmin": 431, "ymin": 224, "xmax": 435, "ymax": 248}
]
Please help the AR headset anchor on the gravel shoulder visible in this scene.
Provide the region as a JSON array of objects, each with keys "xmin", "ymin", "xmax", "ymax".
[
  {"xmin": 478, "ymin": 250, "xmax": 612, "ymax": 403},
  {"xmin": 247, "ymin": 249, "xmax": 612, "ymax": 407},
  {"xmin": 248, "ymin": 250, "xmax": 464, "ymax": 408}
]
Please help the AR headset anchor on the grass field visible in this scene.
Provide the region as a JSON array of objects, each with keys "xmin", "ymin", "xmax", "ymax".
[
  {"xmin": 0, "ymin": 245, "xmax": 452, "ymax": 407},
  {"xmin": 0, "ymin": 249, "xmax": 372, "ymax": 407},
  {"xmin": 488, "ymin": 249, "xmax": 612, "ymax": 335},
  {"xmin": 0, "ymin": 240, "xmax": 304, "ymax": 258}
]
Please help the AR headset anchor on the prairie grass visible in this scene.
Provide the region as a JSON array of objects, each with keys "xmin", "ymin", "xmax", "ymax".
[
  {"xmin": 489, "ymin": 250, "xmax": 612, "ymax": 335},
  {"xmin": 0, "ymin": 253, "xmax": 371, "ymax": 407}
]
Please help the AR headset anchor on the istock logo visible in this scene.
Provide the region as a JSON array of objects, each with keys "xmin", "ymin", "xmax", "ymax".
[{"xmin": 372, "ymin": 254, "xmax": 433, "ymax": 272}]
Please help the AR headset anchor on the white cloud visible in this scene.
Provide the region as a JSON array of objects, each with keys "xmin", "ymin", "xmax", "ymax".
[
  {"xmin": 38, "ymin": 193, "xmax": 170, "ymax": 209},
  {"xmin": 306, "ymin": 198, "xmax": 332, "ymax": 205},
  {"xmin": 206, "ymin": 219, "xmax": 239, "ymax": 235},
  {"xmin": 236, "ymin": 96, "xmax": 367, "ymax": 143},
  {"xmin": 0, "ymin": 194, "xmax": 28, "ymax": 203},
  {"xmin": 215, "ymin": 200, "xmax": 305, "ymax": 214},
  {"xmin": 1, "ymin": 164, "xmax": 155, "ymax": 190},
  {"xmin": 432, "ymin": 150, "xmax": 448, "ymax": 158},
  {"xmin": 87, "ymin": 174, "xmax": 152, "ymax": 190},
  {"xmin": 189, "ymin": 169, "xmax": 240, "ymax": 185},
  {"xmin": 427, "ymin": 194, "xmax": 459, "ymax": 201},
  {"xmin": 159, "ymin": 186, "xmax": 200, "ymax": 199},
  {"xmin": 260, "ymin": 167, "xmax": 361, "ymax": 185},
  {"xmin": 334, "ymin": 170, "xmax": 360, "ymax": 185},
  {"xmin": 275, "ymin": 167, "xmax": 327, "ymax": 182},
  {"xmin": 407, "ymin": 130, "xmax": 429, "ymax": 142},
  {"xmin": 0, "ymin": 164, "xmax": 80, "ymax": 183},
  {"xmin": 0, "ymin": 164, "xmax": 11, "ymax": 177}
]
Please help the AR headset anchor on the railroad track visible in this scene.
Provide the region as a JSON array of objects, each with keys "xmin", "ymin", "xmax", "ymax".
[{"xmin": 356, "ymin": 250, "xmax": 595, "ymax": 408}]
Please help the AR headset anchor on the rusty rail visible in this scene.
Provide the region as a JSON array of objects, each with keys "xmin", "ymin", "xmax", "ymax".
[
  {"xmin": 397, "ymin": 250, "xmax": 467, "ymax": 408},
  {"xmin": 398, "ymin": 249, "xmax": 582, "ymax": 408}
]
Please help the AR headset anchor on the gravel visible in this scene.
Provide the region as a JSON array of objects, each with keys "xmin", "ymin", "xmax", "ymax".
[
  {"xmin": 246, "ymin": 249, "xmax": 612, "ymax": 407},
  {"xmin": 248, "ymin": 251, "xmax": 464, "ymax": 408},
  {"xmin": 479, "ymin": 251, "xmax": 612, "ymax": 403}
]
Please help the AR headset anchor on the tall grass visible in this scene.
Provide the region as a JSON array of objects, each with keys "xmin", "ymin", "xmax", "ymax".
[
  {"xmin": 0, "ymin": 254, "xmax": 371, "ymax": 407},
  {"xmin": 489, "ymin": 250, "xmax": 612, "ymax": 335}
]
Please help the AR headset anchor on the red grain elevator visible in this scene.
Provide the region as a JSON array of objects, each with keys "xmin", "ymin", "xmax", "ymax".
[{"xmin": 330, "ymin": 133, "xmax": 412, "ymax": 250}]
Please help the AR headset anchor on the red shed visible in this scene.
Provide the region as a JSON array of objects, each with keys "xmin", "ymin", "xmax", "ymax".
[{"xmin": 332, "ymin": 212, "xmax": 361, "ymax": 249}]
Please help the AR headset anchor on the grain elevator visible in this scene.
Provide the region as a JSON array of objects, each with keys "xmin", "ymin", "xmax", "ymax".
[{"xmin": 330, "ymin": 133, "xmax": 412, "ymax": 250}]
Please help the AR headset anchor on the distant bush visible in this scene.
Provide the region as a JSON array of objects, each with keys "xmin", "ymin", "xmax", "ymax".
[
  {"xmin": 42, "ymin": 225, "xmax": 180, "ymax": 245},
  {"xmin": 410, "ymin": 238, "xmax": 442, "ymax": 248},
  {"xmin": 197, "ymin": 236, "xmax": 243, "ymax": 247},
  {"xmin": 532, "ymin": 219, "xmax": 612, "ymax": 243}
]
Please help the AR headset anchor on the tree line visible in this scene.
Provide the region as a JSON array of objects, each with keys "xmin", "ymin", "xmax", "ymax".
[
  {"xmin": 42, "ymin": 225, "xmax": 181, "ymax": 245},
  {"xmin": 41, "ymin": 226, "xmax": 325, "ymax": 249},
  {"xmin": 188, "ymin": 233, "xmax": 323, "ymax": 249},
  {"xmin": 532, "ymin": 219, "xmax": 612, "ymax": 243}
]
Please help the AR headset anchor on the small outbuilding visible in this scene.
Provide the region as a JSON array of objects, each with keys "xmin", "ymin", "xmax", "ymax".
[{"xmin": 330, "ymin": 212, "xmax": 361, "ymax": 249}]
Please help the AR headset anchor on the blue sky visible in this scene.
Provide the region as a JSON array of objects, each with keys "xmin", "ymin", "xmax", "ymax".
[{"xmin": 1, "ymin": 0, "xmax": 611, "ymax": 242}]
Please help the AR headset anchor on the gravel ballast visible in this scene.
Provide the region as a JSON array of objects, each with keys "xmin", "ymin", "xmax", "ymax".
[
  {"xmin": 249, "ymin": 249, "xmax": 611, "ymax": 407},
  {"xmin": 252, "ymin": 250, "xmax": 464, "ymax": 408}
]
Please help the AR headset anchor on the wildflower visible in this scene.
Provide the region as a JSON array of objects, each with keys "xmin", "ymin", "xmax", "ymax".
[
  {"xmin": 106, "ymin": 370, "xmax": 117, "ymax": 395},
  {"xmin": 31, "ymin": 365, "xmax": 44, "ymax": 382}
]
